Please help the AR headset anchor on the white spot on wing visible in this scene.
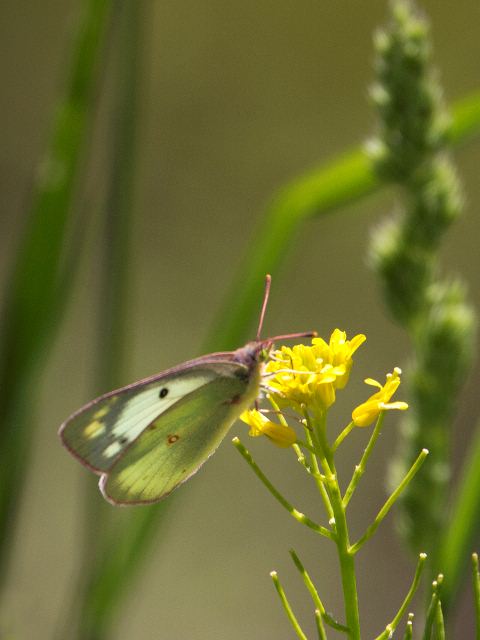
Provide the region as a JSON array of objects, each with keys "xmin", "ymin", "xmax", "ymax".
[{"xmin": 103, "ymin": 442, "xmax": 122, "ymax": 458}]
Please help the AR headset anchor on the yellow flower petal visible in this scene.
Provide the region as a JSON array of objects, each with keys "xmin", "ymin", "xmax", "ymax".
[
  {"xmin": 364, "ymin": 378, "xmax": 383, "ymax": 389},
  {"xmin": 352, "ymin": 367, "xmax": 407, "ymax": 427},
  {"xmin": 240, "ymin": 409, "xmax": 296, "ymax": 448}
]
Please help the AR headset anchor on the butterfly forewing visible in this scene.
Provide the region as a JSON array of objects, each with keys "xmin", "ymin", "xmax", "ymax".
[
  {"xmin": 59, "ymin": 357, "xmax": 246, "ymax": 474},
  {"xmin": 100, "ymin": 374, "xmax": 253, "ymax": 504}
]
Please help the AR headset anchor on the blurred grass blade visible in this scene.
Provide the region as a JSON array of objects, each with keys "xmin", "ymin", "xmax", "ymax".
[
  {"xmin": 449, "ymin": 90, "xmax": 480, "ymax": 145},
  {"xmin": 60, "ymin": 2, "xmax": 147, "ymax": 639},
  {"xmin": 0, "ymin": 0, "xmax": 112, "ymax": 578},
  {"xmin": 206, "ymin": 90, "xmax": 480, "ymax": 351},
  {"xmin": 438, "ymin": 421, "xmax": 480, "ymax": 609}
]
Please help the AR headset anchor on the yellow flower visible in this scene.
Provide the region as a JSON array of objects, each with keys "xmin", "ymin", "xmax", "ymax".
[
  {"xmin": 352, "ymin": 367, "xmax": 408, "ymax": 427},
  {"xmin": 312, "ymin": 329, "xmax": 366, "ymax": 389},
  {"xmin": 265, "ymin": 329, "xmax": 366, "ymax": 415},
  {"xmin": 240, "ymin": 409, "xmax": 297, "ymax": 447}
]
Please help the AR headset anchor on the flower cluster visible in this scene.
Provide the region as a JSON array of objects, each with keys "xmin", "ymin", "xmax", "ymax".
[
  {"xmin": 264, "ymin": 329, "xmax": 366, "ymax": 415},
  {"xmin": 241, "ymin": 329, "xmax": 408, "ymax": 446}
]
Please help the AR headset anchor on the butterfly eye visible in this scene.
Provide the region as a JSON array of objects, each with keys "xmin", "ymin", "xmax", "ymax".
[{"xmin": 159, "ymin": 388, "xmax": 169, "ymax": 399}]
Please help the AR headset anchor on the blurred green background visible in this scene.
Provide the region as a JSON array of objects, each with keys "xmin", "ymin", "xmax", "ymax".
[{"xmin": 1, "ymin": 1, "xmax": 479, "ymax": 638}]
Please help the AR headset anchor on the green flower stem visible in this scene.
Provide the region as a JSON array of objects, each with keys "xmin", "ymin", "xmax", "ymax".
[
  {"xmin": 373, "ymin": 553, "xmax": 427, "ymax": 640},
  {"xmin": 306, "ymin": 411, "xmax": 361, "ymax": 639},
  {"xmin": 351, "ymin": 449, "xmax": 428, "ymax": 554},
  {"xmin": 303, "ymin": 409, "xmax": 333, "ymax": 480},
  {"xmin": 314, "ymin": 412, "xmax": 334, "ymax": 471},
  {"xmin": 289, "ymin": 548, "xmax": 325, "ymax": 613},
  {"xmin": 290, "ymin": 549, "xmax": 349, "ymax": 633},
  {"xmin": 325, "ymin": 470, "xmax": 360, "ymax": 640},
  {"xmin": 402, "ymin": 613, "xmax": 414, "ymax": 640},
  {"xmin": 304, "ymin": 428, "xmax": 334, "ymax": 522},
  {"xmin": 332, "ymin": 421, "xmax": 355, "ymax": 452},
  {"xmin": 435, "ymin": 601, "xmax": 445, "ymax": 640},
  {"xmin": 293, "ymin": 443, "xmax": 309, "ymax": 469},
  {"xmin": 343, "ymin": 413, "xmax": 386, "ymax": 508},
  {"xmin": 267, "ymin": 395, "xmax": 289, "ymax": 427},
  {"xmin": 232, "ymin": 438, "xmax": 333, "ymax": 539},
  {"xmin": 315, "ymin": 610, "xmax": 328, "ymax": 640},
  {"xmin": 295, "ymin": 443, "xmax": 323, "ymax": 468},
  {"xmin": 422, "ymin": 575, "xmax": 444, "ymax": 640},
  {"xmin": 472, "ymin": 554, "xmax": 480, "ymax": 640},
  {"xmin": 270, "ymin": 571, "xmax": 308, "ymax": 640}
]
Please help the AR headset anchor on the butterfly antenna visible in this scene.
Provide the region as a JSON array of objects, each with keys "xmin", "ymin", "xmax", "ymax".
[
  {"xmin": 270, "ymin": 331, "xmax": 317, "ymax": 342},
  {"xmin": 256, "ymin": 274, "xmax": 272, "ymax": 340}
]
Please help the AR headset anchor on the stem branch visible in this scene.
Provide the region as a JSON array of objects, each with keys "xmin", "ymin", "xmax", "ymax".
[
  {"xmin": 271, "ymin": 571, "xmax": 308, "ymax": 640},
  {"xmin": 343, "ymin": 413, "xmax": 385, "ymax": 508},
  {"xmin": 351, "ymin": 449, "xmax": 429, "ymax": 554},
  {"xmin": 374, "ymin": 553, "xmax": 427, "ymax": 640},
  {"xmin": 233, "ymin": 438, "xmax": 333, "ymax": 539}
]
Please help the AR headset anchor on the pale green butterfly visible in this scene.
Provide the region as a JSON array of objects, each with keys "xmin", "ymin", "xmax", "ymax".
[{"xmin": 59, "ymin": 276, "xmax": 314, "ymax": 505}]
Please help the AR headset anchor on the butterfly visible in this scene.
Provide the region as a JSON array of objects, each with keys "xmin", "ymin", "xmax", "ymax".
[{"xmin": 59, "ymin": 275, "xmax": 314, "ymax": 505}]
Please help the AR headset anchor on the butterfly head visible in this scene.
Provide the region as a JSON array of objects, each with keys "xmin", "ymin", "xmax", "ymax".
[{"xmin": 233, "ymin": 340, "xmax": 273, "ymax": 371}]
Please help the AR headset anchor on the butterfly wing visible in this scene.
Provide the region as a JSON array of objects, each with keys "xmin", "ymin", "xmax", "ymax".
[
  {"xmin": 59, "ymin": 353, "xmax": 261, "ymax": 503},
  {"xmin": 100, "ymin": 373, "xmax": 255, "ymax": 504},
  {"xmin": 59, "ymin": 354, "xmax": 239, "ymax": 473}
]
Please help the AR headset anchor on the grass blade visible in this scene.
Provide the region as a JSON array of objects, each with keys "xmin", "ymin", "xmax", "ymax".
[
  {"xmin": 0, "ymin": 0, "xmax": 113, "ymax": 580},
  {"xmin": 438, "ymin": 421, "xmax": 480, "ymax": 610},
  {"xmin": 60, "ymin": 1, "xmax": 146, "ymax": 638}
]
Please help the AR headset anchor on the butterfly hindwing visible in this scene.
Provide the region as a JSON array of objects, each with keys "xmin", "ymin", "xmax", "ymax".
[
  {"xmin": 59, "ymin": 358, "xmax": 246, "ymax": 474},
  {"xmin": 100, "ymin": 374, "xmax": 252, "ymax": 504}
]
